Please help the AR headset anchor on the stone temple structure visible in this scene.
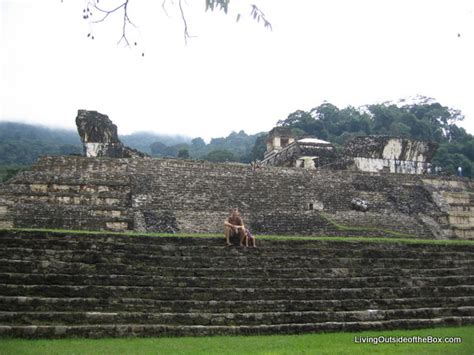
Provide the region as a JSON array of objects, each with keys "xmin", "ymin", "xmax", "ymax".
[
  {"xmin": 0, "ymin": 111, "xmax": 472, "ymax": 239},
  {"xmin": 0, "ymin": 110, "xmax": 473, "ymax": 338},
  {"xmin": 261, "ymin": 127, "xmax": 438, "ymax": 175},
  {"xmin": 261, "ymin": 127, "xmax": 338, "ymax": 169}
]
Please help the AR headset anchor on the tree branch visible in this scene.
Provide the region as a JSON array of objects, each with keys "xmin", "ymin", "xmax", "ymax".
[
  {"xmin": 84, "ymin": 0, "xmax": 135, "ymax": 47},
  {"xmin": 250, "ymin": 4, "xmax": 272, "ymax": 31},
  {"xmin": 78, "ymin": 1, "xmax": 271, "ymax": 49},
  {"xmin": 178, "ymin": 0, "xmax": 191, "ymax": 44}
]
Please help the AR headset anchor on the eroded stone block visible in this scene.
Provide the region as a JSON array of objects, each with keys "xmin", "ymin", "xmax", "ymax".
[
  {"xmin": 106, "ymin": 222, "xmax": 128, "ymax": 231},
  {"xmin": 30, "ymin": 184, "xmax": 48, "ymax": 193},
  {"xmin": 0, "ymin": 220, "xmax": 13, "ymax": 229}
]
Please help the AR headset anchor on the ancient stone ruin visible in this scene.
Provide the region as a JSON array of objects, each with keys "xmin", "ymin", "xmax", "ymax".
[
  {"xmin": 0, "ymin": 155, "xmax": 472, "ymax": 239},
  {"xmin": 76, "ymin": 110, "xmax": 147, "ymax": 158},
  {"xmin": 261, "ymin": 128, "xmax": 438, "ymax": 175},
  {"xmin": 0, "ymin": 112, "xmax": 472, "ymax": 239},
  {"xmin": 1, "ymin": 228, "xmax": 472, "ymax": 338},
  {"xmin": 344, "ymin": 136, "xmax": 438, "ymax": 174},
  {"xmin": 0, "ymin": 111, "xmax": 472, "ymax": 338},
  {"xmin": 261, "ymin": 127, "xmax": 338, "ymax": 169},
  {"xmin": 351, "ymin": 197, "xmax": 369, "ymax": 212}
]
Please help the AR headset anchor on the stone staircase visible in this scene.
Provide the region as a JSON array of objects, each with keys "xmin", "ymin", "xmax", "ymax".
[
  {"xmin": 0, "ymin": 230, "xmax": 473, "ymax": 338},
  {"xmin": 423, "ymin": 178, "xmax": 474, "ymax": 239},
  {"xmin": 0, "ymin": 162, "xmax": 134, "ymax": 232},
  {"xmin": 3, "ymin": 156, "xmax": 467, "ymax": 238}
]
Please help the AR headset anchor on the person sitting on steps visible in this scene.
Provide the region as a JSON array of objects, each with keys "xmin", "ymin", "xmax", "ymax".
[
  {"xmin": 242, "ymin": 227, "xmax": 257, "ymax": 248},
  {"xmin": 224, "ymin": 208, "xmax": 245, "ymax": 246}
]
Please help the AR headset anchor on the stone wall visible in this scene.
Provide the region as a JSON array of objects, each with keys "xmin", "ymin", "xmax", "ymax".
[
  {"xmin": 261, "ymin": 141, "xmax": 338, "ymax": 169},
  {"xmin": 0, "ymin": 156, "xmax": 472, "ymax": 239},
  {"xmin": 344, "ymin": 136, "xmax": 438, "ymax": 162},
  {"xmin": 344, "ymin": 136, "xmax": 438, "ymax": 174},
  {"xmin": 76, "ymin": 110, "xmax": 147, "ymax": 158}
]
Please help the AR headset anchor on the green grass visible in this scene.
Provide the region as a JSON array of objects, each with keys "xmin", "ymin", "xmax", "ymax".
[
  {"xmin": 3, "ymin": 228, "xmax": 474, "ymax": 246},
  {"xmin": 1, "ymin": 326, "xmax": 472, "ymax": 355}
]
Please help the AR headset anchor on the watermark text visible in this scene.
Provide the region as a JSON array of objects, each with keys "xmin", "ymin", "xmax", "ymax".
[{"xmin": 354, "ymin": 335, "xmax": 462, "ymax": 345}]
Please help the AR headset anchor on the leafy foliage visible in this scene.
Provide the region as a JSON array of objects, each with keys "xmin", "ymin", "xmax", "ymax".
[
  {"xmin": 204, "ymin": 149, "xmax": 236, "ymax": 163},
  {"xmin": 177, "ymin": 148, "xmax": 190, "ymax": 159},
  {"xmin": 250, "ymin": 134, "xmax": 268, "ymax": 162},
  {"xmin": 149, "ymin": 130, "xmax": 263, "ymax": 163},
  {"xmin": 0, "ymin": 122, "xmax": 82, "ymax": 165},
  {"xmin": 205, "ymin": 0, "xmax": 230, "ymax": 14},
  {"xmin": 123, "ymin": 133, "xmax": 190, "ymax": 155}
]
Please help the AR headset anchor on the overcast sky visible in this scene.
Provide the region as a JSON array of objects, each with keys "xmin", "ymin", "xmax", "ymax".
[{"xmin": 1, "ymin": 0, "xmax": 473, "ymax": 140}]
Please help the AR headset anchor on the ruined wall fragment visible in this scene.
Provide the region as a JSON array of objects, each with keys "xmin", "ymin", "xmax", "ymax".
[
  {"xmin": 344, "ymin": 136, "xmax": 438, "ymax": 174},
  {"xmin": 76, "ymin": 110, "xmax": 148, "ymax": 158}
]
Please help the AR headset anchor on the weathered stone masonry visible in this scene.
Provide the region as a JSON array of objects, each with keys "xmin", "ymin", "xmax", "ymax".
[
  {"xmin": 0, "ymin": 156, "xmax": 472, "ymax": 238},
  {"xmin": 76, "ymin": 110, "xmax": 147, "ymax": 158}
]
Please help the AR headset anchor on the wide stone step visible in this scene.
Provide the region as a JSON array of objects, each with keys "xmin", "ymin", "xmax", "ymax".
[
  {"xmin": 1, "ymin": 317, "xmax": 472, "ymax": 338},
  {"xmin": 448, "ymin": 209, "xmax": 474, "ymax": 218},
  {"xmin": 1, "ymin": 245, "xmax": 472, "ymax": 260},
  {"xmin": 2, "ymin": 232, "xmax": 472, "ymax": 253},
  {"xmin": 2, "ymin": 233, "xmax": 473, "ymax": 250},
  {"xmin": 1, "ymin": 284, "xmax": 472, "ymax": 300},
  {"xmin": 6, "ymin": 191, "xmax": 131, "ymax": 206},
  {"xmin": 1, "ymin": 253, "xmax": 471, "ymax": 270},
  {"xmin": 453, "ymin": 227, "xmax": 474, "ymax": 239},
  {"xmin": 1, "ymin": 273, "xmax": 471, "ymax": 289},
  {"xmin": 1, "ymin": 260, "xmax": 471, "ymax": 278},
  {"xmin": 2, "ymin": 296, "xmax": 472, "ymax": 313},
  {"xmin": 442, "ymin": 192, "xmax": 471, "ymax": 205},
  {"xmin": 448, "ymin": 203, "xmax": 473, "ymax": 211},
  {"xmin": 2, "ymin": 307, "xmax": 473, "ymax": 326}
]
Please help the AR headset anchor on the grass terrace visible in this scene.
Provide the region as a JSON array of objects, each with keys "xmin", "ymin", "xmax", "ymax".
[{"xmin": 5, "ymin": 228, "xmax": 474, "ymax": 246}]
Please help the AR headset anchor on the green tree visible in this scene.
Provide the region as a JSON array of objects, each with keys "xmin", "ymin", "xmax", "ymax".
[
  {"xmin": 177, "ymin": 148, "xmax": 190, "ymax": 159},
  {"xmin": 150, "ymin": 141, "xmax": 168, "ymax": 156},
  {"xmin": 388, "ymin": 122, "xmax": 411, "ymax": 137},
  {"xmin": 250, "ymin": 134, "xmax": 267, "ymax": 161},
  {"xmin": 205, "ymin": 149, "xmax": 236, "ymax": 162},
  {"xmin": 191, "ymin": 137, "xmax": 206, "ymax": 149}
]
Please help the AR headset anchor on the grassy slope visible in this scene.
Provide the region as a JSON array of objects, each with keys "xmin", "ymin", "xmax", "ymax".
[
  {"xmin": 5, "ymin": 228, "xmax": 474, "ymax": 246},
  {"xmin": 1, "ymin": 326, "xmax": 472, "ymax": 355}
]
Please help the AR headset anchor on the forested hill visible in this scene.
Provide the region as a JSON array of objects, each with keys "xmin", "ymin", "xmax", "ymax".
[{"xmin": 0, "ymin": 122, "xmax": 82, "ymax": 165}]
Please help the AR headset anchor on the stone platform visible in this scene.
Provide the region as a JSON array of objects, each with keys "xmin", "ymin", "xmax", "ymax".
[
  {"xmin": 0, "ymin": 230, "xmax": 472, "ymax": 338},
  {"xmin": 0, "ymin": 156, "xmax": 472, "ymax": 239}
]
